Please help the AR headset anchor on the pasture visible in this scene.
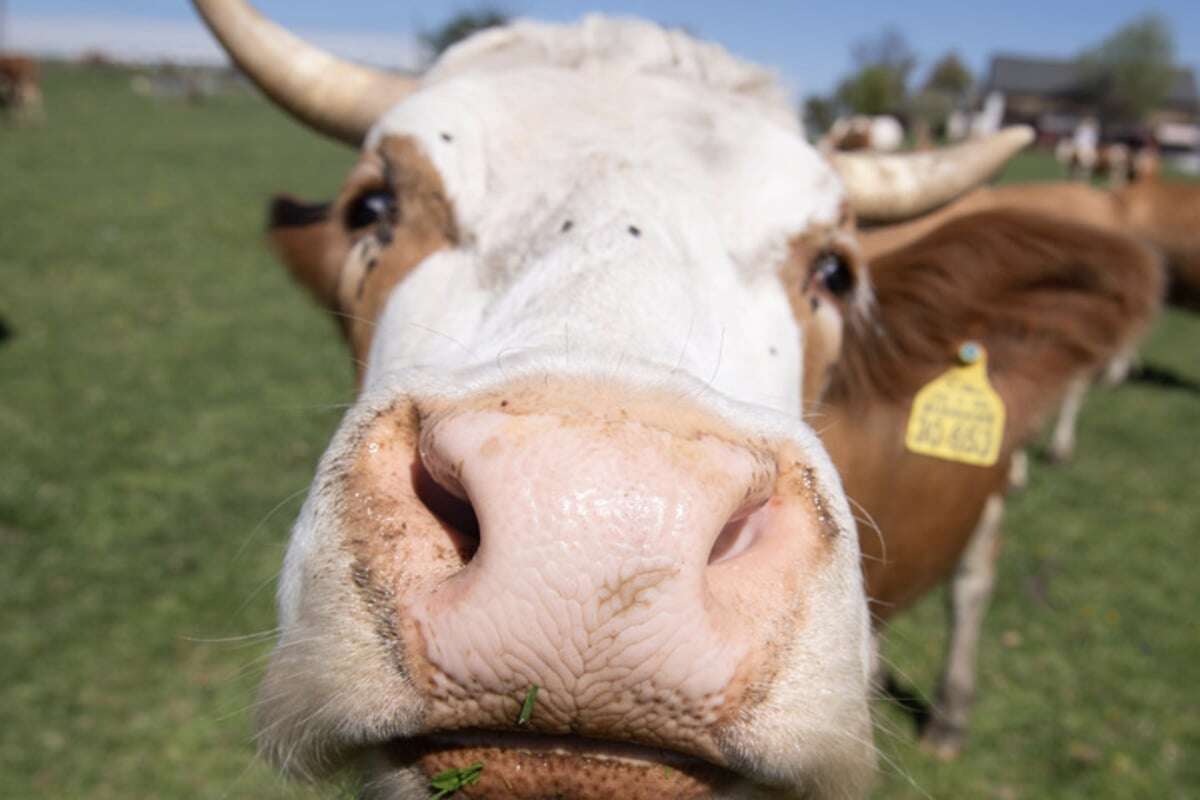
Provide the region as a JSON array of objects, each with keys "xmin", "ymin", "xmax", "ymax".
[{"xmin": 1, "ymin": 63, "xmax": 1197, "ymax": 799}]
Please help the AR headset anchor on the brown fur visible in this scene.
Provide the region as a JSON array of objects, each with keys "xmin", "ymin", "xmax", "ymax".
[
  {"xmin": 0, "ymin": 55, "xmax": 38, "ymax": 93},
  {"xmin": 862, "ymin": 178, "xmax": 1198, "ymax": 312},
  {"xmin": 1120, "ymin": 179, "xmax": 1200, "ymax": 311},
  {"xmin": 266, "ymin": 196, "xmax": 337, "ymax": 306},
  {"xmin": 0, "ymin": 54, "xmax": 43, "ymax": 121},
  {"xmin": 780, "ymin": 212, "xmax": 865, "ymax": 409},
  {"xmin": 819, "ymin": 210, "xmax": 1163, "ymax": 617}
]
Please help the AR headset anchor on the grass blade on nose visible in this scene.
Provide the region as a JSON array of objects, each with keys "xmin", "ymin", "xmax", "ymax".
[{"xmin": 517, "ymin": 684, "xmax": 540, "ymax": 726}]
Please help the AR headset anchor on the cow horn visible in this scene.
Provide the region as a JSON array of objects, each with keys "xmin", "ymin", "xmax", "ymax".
[
  {"xmin": 192, "ymin": 0, "xmax": 417, "ymax": 146},
  {"xmin": 832, "ymin": 126, "xmax": 1035, "ymax": 223}
]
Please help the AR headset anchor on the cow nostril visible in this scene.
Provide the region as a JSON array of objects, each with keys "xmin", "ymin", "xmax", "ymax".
[
  {"xmin": 707, "ymin": 505, "xmax": 766, "ymax": 566},
  {"xmin": 411, "ymin": 460, "xmax": 480, "ymax": 563}
]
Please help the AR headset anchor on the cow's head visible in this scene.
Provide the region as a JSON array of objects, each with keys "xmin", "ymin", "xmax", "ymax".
[{"xmin": 197, "ymin": 3, "xmax": 1031, "ymax": 797}]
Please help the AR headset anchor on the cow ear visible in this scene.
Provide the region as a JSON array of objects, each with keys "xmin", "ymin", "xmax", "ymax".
[
  {"xmin": 830, "ymin": 209, "xmax": 1163, "ymax": 441},
  {"xmin": 266, "ymin": 194, "xmax": 341, "ymax": 309}
]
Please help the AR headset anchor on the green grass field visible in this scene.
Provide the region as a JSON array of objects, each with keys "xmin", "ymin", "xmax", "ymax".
[{"xmin": 2, "ymin": 64, "xmax": 1197, "ymax": 799}]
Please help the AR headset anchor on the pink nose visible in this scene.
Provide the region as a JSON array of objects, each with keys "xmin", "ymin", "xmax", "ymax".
[
  {"xmin": 407, "ymin": 407, "xmax": 794, "ymax": 751},
  {"xmin": 346, "ymin": 389, "xmax": 842, "ymax": 760},
  {"xmin": 420, "ymin": 407, "xmax": 775, "ymax": 580}
]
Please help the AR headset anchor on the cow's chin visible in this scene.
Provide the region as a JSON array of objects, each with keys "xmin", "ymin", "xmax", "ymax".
[{"xmin": 367, "ymin": 730, "xmax": 739, "ymax": 799}]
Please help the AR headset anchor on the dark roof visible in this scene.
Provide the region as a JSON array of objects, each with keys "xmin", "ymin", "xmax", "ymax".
[{"xmin": 983, "ymin": 54, "xmax": 1199, "ymax": 111}]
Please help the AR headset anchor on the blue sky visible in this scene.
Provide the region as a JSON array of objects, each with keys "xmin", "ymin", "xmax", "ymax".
[{"xmin": 6, "ymin": 0, "xmax": 1198, "ymax": 98}]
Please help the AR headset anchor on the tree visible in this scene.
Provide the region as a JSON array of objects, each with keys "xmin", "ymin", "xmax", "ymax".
[
  {"xmin": 912, "ymin": 52, "xmax": 973, "ymax": 139},
  {"xmin": 1077, "ymin": 14, "xmax": 1177, "ymax": 123},
  {"xmin": 910, "ymin": 88, "xmax": 954, "ymax": 136},
  {"xmin": 803, "ymin": 95, "xmax": 837, "ymax": 135},
  {"xmin": 422, "ymin": 8, "xmax": 509, "ymax": 59},
  {"xmin": 836, "ymin": 27, "xmax": 916, "ymax": 116},
  {"xmin": 837, "ymin": 66, "xmax": 903, "ymax": 116},
  {"xmin": 924, "ymin": 52, "xmax": 973, "ymax": 100}
]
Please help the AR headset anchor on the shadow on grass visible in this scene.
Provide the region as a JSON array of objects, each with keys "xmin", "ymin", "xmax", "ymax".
[
  {"xmin": 1031, "ymin": 361, "xmax": 1199, "ymax": 465},
  {"xmin": 1127, "ymin": 362, "xmax": 1200, "ymax": 395},
  {"xmin": 882, "ymin": 672, "xmax": 933, "ymax": 734},
  {"xmin": 0, "ymin": 316, "xmax": 11, "ymax": 344}
]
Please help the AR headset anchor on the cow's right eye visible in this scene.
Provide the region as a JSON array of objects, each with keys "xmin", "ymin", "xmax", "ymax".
[
  {"xmin": 811, "ymin": 251, "xmax": 856, "ymax": 297},
  {"xmin": 344, "ymin": 188, "xmax": 396, "ymax": 230}
]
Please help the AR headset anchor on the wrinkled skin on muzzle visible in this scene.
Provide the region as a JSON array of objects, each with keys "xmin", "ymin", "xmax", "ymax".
[{"xmin": 253, "ymin": 17, "xmax": 876, "ymax": 800}]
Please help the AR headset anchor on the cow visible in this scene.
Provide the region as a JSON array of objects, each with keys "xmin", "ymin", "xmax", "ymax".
[
  {"xmin": 0, "ymin": 54, "xmax": 45, "ymax": 124},
  {"xmin": 1132, "ymin": 145, "xmax": 1161, "ymax": 183},
  {"xmin": 195, "ymin": 1, "xmax": 1158, "ymax": 796},
  {"xmin": 820, "ymin": 115, "xmax": 904, "ymax": 153},
  {"xmin": 1055, "ymin": 136, "xmax": 1159, "ymax": 190},
  {"xmin": 1056, "ymin": 138, "xmax": 1130, "ymax": 186}
]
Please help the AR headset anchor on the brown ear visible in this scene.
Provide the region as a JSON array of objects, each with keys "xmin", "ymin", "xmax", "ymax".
[
  {"xmin": 831, "ymin": 210, "xmax": 1163, "ymax": 443},
  {"xmin": 267, "ymin": 194, "xmax": 341, "ymax": 309}
]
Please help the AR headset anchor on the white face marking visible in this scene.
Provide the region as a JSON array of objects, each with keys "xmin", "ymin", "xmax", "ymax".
[{"xmin": 360, "ymin": 27, "xmax": 845, "ymax": 414}]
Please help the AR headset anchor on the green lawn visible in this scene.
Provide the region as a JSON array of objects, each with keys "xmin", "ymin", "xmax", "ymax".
[{"xmin": 1, "ymin": 64, "xmax": 1197, "ymax": 799}]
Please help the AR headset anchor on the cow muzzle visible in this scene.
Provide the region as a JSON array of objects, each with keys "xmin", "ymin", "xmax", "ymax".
[{"xmin": 257, "ymin": 375, "xmax": 872, "ymax": 798}]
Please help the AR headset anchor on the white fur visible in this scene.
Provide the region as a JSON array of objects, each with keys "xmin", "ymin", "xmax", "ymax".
[{"xmin": 361, "ymin": 16, "xmax": 844, "ymax": 412}]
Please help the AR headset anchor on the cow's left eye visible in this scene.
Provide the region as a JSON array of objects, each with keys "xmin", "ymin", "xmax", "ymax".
[
  {"xmin": 811, "ymin": 251, "xmax": 855, "ymax": 297},
  {"xmin": 344, "ymin": 188, "xmax": 396, "ymax": 230}
]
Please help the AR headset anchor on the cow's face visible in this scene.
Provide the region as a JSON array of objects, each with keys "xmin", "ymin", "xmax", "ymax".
[
  {"xmin": 273, "ymin": 68, "xmax": 867, "ymax": 402},
  {"xmin": 263, "ymin": 50, "xmax": 875, "ymax": 800},
  {"xmin": 196, "ymin": 4, "xmax": 1030, "ymax": 797}
]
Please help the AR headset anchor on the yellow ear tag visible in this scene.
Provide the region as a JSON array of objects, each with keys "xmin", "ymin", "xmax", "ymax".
[{"xmin": 905, "ymin": 342, "xmax": 1006, "ymax": 467}]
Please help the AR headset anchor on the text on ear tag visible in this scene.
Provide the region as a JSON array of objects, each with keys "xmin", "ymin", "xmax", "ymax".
[{"xmin": 905, "ymin": 342, "xmax": 1006, "ymax": 467}]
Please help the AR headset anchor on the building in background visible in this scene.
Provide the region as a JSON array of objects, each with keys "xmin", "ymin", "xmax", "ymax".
[{"xmin": 973, "ymin": 54, "xmax": 1199, "ymax": 170}]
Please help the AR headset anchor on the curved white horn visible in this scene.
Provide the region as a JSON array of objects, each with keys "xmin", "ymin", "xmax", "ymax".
[
  {"xmin": 833, "ymin": 126, "xmax": 1035, "ymax": 223},
  {"xmin": 192, "ymin": 0, "xmax": 418, "ymax": 146}
]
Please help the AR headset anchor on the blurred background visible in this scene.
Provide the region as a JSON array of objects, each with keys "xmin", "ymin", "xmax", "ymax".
[{"xmin": 1, "ymin": 1, "xmax": 1197, "ymax": 798}]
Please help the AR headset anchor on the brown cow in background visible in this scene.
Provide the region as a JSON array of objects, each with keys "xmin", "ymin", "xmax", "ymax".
[
  {"xmin": 0, "ymin": 54, "xmax": 45, "ymax": 124},
  {"xmin": 820, "ymin": 115, "xmax": 905, "ymax": 153}
]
